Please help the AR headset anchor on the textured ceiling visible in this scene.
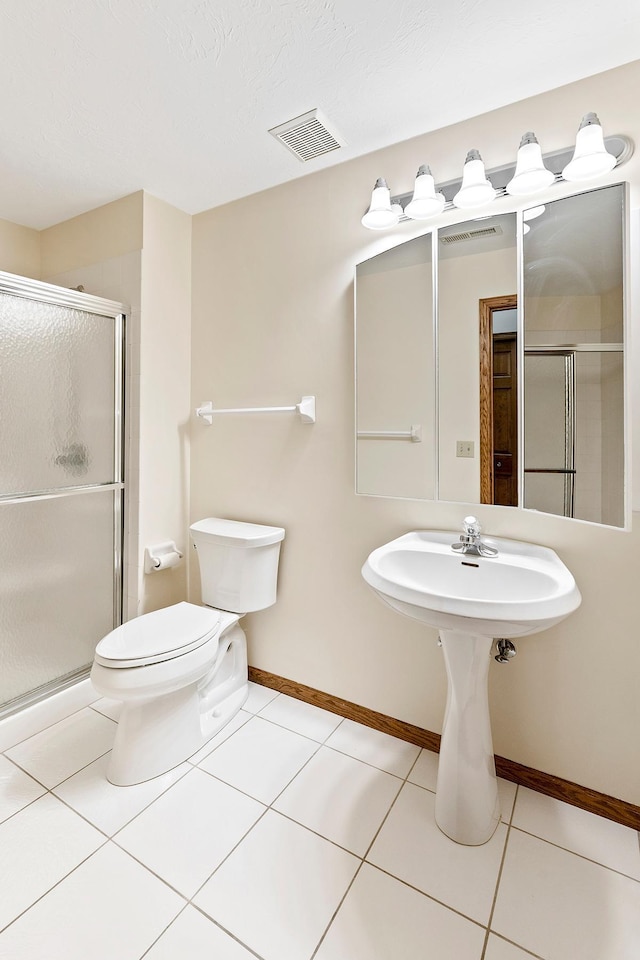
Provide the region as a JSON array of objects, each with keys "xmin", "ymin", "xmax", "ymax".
[{"xmin": 0, "ymin": 0, "xmax": 639, "ymax": 229}]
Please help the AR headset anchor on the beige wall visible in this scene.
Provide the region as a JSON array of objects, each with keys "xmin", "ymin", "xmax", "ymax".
[
  {"xmin": 137, "ymin": 194, "xmax": 192, "ymax": 613},
  {"xmin": 191, "ymin": 60, "xmax": 640, "ymax": 805},
  {"xmin": 40, "ymin": 191, "xmax": 191, "ymax": 618},
  {"xmin": 0, "ymin": 217, "xmax": 40, "ymax": 278},
  {"xmin": 40, "ymin": 192, "xmax": 144, "ymax": 277}
]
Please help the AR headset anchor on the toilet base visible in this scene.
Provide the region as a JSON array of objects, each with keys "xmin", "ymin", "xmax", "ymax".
[{"xmin": 106, "ymin": 625, "xmax": 248, "ymax": 786}]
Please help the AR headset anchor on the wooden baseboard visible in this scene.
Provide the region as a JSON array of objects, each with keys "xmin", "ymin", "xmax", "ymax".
[{"xmin": 249, "ymin": 666, "xmax": 640, "ymax": 831}]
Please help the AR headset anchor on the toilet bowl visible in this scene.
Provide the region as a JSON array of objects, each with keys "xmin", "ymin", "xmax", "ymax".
[{"xmin": 91, "ymin": 518, "xmax": 285, "ymax": 786}]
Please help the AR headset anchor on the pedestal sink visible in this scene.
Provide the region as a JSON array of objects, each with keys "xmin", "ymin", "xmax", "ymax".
[{"xmin": 362, "ymin": 529, "xmax": 581, "ymax": 845}]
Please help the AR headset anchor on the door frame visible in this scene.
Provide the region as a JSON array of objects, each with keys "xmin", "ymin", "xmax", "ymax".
[{"xmin": 479, "ymin": 294, "xmax": 518, "ymax": 504}]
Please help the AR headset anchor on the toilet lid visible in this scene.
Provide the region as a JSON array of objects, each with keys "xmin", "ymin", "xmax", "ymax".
[{"xmin": 95, "ymin": 602, "xmax": 221, "ymax": 667}]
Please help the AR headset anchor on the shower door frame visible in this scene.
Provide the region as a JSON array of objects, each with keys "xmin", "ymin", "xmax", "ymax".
[{"xmin": 0, "ymin": 271, "xmax": 127, "ymax": 717}]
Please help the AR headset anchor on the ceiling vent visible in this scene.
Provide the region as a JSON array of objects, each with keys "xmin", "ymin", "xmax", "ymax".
[
  {"xmin": 269, "ymin": 108, "xmax": 343, "ymax": 162},
  {"xmin": 440, "ymin": 225, "xmax": 504, "ymax": 245}
]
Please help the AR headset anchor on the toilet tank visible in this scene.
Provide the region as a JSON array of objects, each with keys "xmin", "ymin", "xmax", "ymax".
[{"xmin": 190, "ymin": 518, "xmax": 285, "ymax": 613}]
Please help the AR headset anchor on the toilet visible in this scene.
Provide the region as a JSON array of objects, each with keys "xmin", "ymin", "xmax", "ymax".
[{"xmin": 91, "ymin": 517, "xmax": 285, "ymax": 786}]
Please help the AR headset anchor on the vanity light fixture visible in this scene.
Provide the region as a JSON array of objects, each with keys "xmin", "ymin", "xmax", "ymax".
[
  {"xmin": 361, "ymin": 178, "xmax": 400, "ymax": 230},
  {"xmin": 522, "ymin": 204, "xmax": 546, "ymax": 221},
  {"xmin": 360, "ymin": 113, "xmax": 631, "ymax": 231},
  {"xmin": 506, "ymin": 132, "xmax": 555, "ymax": 196},
  {"xmin": 452, "ymin": 150, "xmax": 496, "ymax": 209},
  {"xmin": 522, "ymin": 203, "xmax": 545, "ymax": 234},
  {"xmin": 405, "ymin": 165, "xmax": 446, "ymax": 220},
  {"xmin": 562, "ymin": 113, "xmax": 617, "ymax": 182}
]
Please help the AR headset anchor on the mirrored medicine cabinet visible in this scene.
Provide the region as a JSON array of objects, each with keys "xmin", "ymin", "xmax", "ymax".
[{"xmin": 355, "ymin": 182, "xmax": 628, "ymax": 528}]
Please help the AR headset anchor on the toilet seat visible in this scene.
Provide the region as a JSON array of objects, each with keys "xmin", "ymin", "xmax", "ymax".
[{"xmin": 95, "ymin": 601, "xmax": 221, "ymax": 668}]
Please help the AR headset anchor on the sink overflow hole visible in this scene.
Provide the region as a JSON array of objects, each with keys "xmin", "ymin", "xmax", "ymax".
[{"xmin": 461, "ymin": 561, "xmax": 480, "ymax": 568}]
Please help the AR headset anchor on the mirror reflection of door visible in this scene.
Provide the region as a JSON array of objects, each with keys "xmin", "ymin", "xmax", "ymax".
[{"xmin": 480, "ymin": 296, "xmax": 518, "ymax": 506}]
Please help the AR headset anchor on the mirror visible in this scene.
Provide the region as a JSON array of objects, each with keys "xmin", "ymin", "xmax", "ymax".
[
  {"xmin": 355, "ymin": 234, "xmax": 435, "ymax": 499},
  {"xmin": 522, "ymin": 184, "xmax": 625, "ymax": 526},
  {"xmin": 438, "ymin": 213, "xmax": 517, "ymax": 505},
  {"xmin": 354, "ymin": 182, "xmax": 627, "ymax": 527}
]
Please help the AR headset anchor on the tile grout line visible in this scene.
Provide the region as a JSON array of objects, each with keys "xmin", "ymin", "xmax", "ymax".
[
  {"xmin": 507, "ymin": 823, "xmax": 640, "ymax": 884},
  {"xmin": 252, "ymin": 703, "xmax": 424, "ymax": 781},
  {"xmin": 365, "ymin": 860, "xmax": 490, "ymax": 932},
  {"xmin": 248, "ymin": 712, "xmax": 345, "ymax": 746},
  {"xmin": 186, "ymin": 711, "xmax": 254, "ymax": 765},
  {"xmin": 102, "ymin": 693, "xmax": 338, "ymax": 920},
  {"xmin": 166, "ymin": 700, "xmax": 336, "ymax": 911},
  {"xmin": 480, "ymin": 784, "xmax": 519, "ymax": 959},
  {"xmin": 107, "ymin": 835, "xmax": 198, "ymax": 903},
  {"xmin": 110, "ymin": 802, "xmax": 273, "ymax": 958},
  {"xmin": 0, "ymin": 835, "xmax": 112, "ymax": 936},
  {"xmin": 309, "ymin": 742, "xmax": 492, "ymax": 959},
  {"xmin": 188, "ymin": 903, "xmax": 269, "ymax": 960},
  {"xmin": 485, "ymin": 932, "xmax": 547, "ymax": 960},
  {"xmin": 314, "ymin": 747, "xmax": 439, "ymax": 957},
  {"xmin": 137, "ymin": 902, "xmax": 193, "ymax": 960},
  {"xmin": 184, "ymin": 725, "xmax": 331, "ymax": 900},
  {"xmin": 4, "ymin": 686, "xmax": 638, "ymax": 957},
  {"xmin": 52, "ymin": 758, "xmax": 195, "ymax": 840},
  {"xmin": 308, "ymin": 859, "xmax": 366, "ymax": 960},
  {"xmin": 1, "ymin": 741, "xmax": 113, "ymax": 793},
  {"xmin": 308, "ymin": 746, "xmax": 415, "ymax": 960},
  {"xmin": 1, "ymin": 707, "xmax": 504, "ymax": 953},
  {"xmin": 174, "ymin": 702, "xmax": 404, "ymax": 960},
  {"xmin": 0, "ymin": 748, "xmax": 117, "ymax": 837},
  {"xmin": 1, "ymin": 710, "xmax": 273, "ymax": 953}
]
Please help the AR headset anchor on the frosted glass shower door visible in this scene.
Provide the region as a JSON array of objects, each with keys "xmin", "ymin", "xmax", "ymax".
[{"xmin": 0, "ymin": 280, "xmax": 125, "ymax": 712}]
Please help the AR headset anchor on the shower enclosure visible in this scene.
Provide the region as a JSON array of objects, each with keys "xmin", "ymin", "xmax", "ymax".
[
  {"xmin": 523, "ymin": 344, "xmax": 624, "ymax": 525},
  {"xmin": 524, "ymin": 350, "xmax": 576, "ymax": 518},
  {"xmin": 0, "ymin": 272, "xmax": 126, "ymax": 718}
]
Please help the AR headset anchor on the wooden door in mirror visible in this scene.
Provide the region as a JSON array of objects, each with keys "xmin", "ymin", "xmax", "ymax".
[{"xmin": 479, "ymin": 295, "xmax": 518, "ymax": 506}]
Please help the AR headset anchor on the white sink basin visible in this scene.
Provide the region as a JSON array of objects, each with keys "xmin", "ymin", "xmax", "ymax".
[
  {"xmin": 362, "ymin": 530, "xmax": 581, "ymax": 638},
  {"xmin": 361, "ymin": 527, "xmax": 581, "ymax": 846}
]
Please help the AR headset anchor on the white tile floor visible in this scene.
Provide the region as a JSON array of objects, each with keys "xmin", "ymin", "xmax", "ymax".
[{"xmin": 1, "ymin": 682, "xmax": 639, "ymax": 960}]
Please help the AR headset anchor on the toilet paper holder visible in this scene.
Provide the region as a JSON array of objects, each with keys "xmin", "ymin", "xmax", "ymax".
[{"xmin": 144, "ymin": 541, "xmax": 184, "ymax": 574}]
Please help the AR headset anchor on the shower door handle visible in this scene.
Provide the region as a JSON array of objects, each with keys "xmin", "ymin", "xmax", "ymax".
[{"xmin": 54, "ymin": 443, "xmax": 89, "ymax": 474}]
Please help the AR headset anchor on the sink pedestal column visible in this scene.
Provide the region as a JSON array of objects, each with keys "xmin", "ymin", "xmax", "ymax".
[{"xmin": 435, "ymin": 630, "xmax": 500, "ymax": 845}]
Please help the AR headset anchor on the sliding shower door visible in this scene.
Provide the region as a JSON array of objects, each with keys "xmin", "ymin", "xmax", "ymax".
[
  {"xmin": 523, "ymin": 351, "xmax": 575, "ymax": 518},
  {"xmin": 0, "ymin": 274, "xmax": 125, "ymax": 716}
]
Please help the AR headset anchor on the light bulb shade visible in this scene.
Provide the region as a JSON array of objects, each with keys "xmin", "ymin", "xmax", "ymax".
[
  {"xmin": 453, "ymin": 150, "xmax": 496, "ymax": 209},
  {"xmin": 522, "ymin": 204, "xmax": 545, "ymax": 222},
  {"xmin": 562, "ymin": 113, "xmax": 616, "ymax": 182},
  {"xmin": 405, "ymin": 165, "xmax": 446, "ymax": 220},
  {"xmin": 506, "ymin": 133, "xmax": 555, "ymax": 196},
  {"xmin": 361, "ymin": 178, "xmax": 399, "ymax": 229}
]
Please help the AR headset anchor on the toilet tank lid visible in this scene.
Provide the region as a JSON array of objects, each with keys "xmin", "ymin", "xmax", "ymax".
[{"xmin": 190, "ymin": 517, "xmax": 285, "ymax": 547}]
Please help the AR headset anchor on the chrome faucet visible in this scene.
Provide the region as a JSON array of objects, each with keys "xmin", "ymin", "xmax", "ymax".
[{"xmin": 451, "ymin": 516, "xmax": 499, "ymax": 558}]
